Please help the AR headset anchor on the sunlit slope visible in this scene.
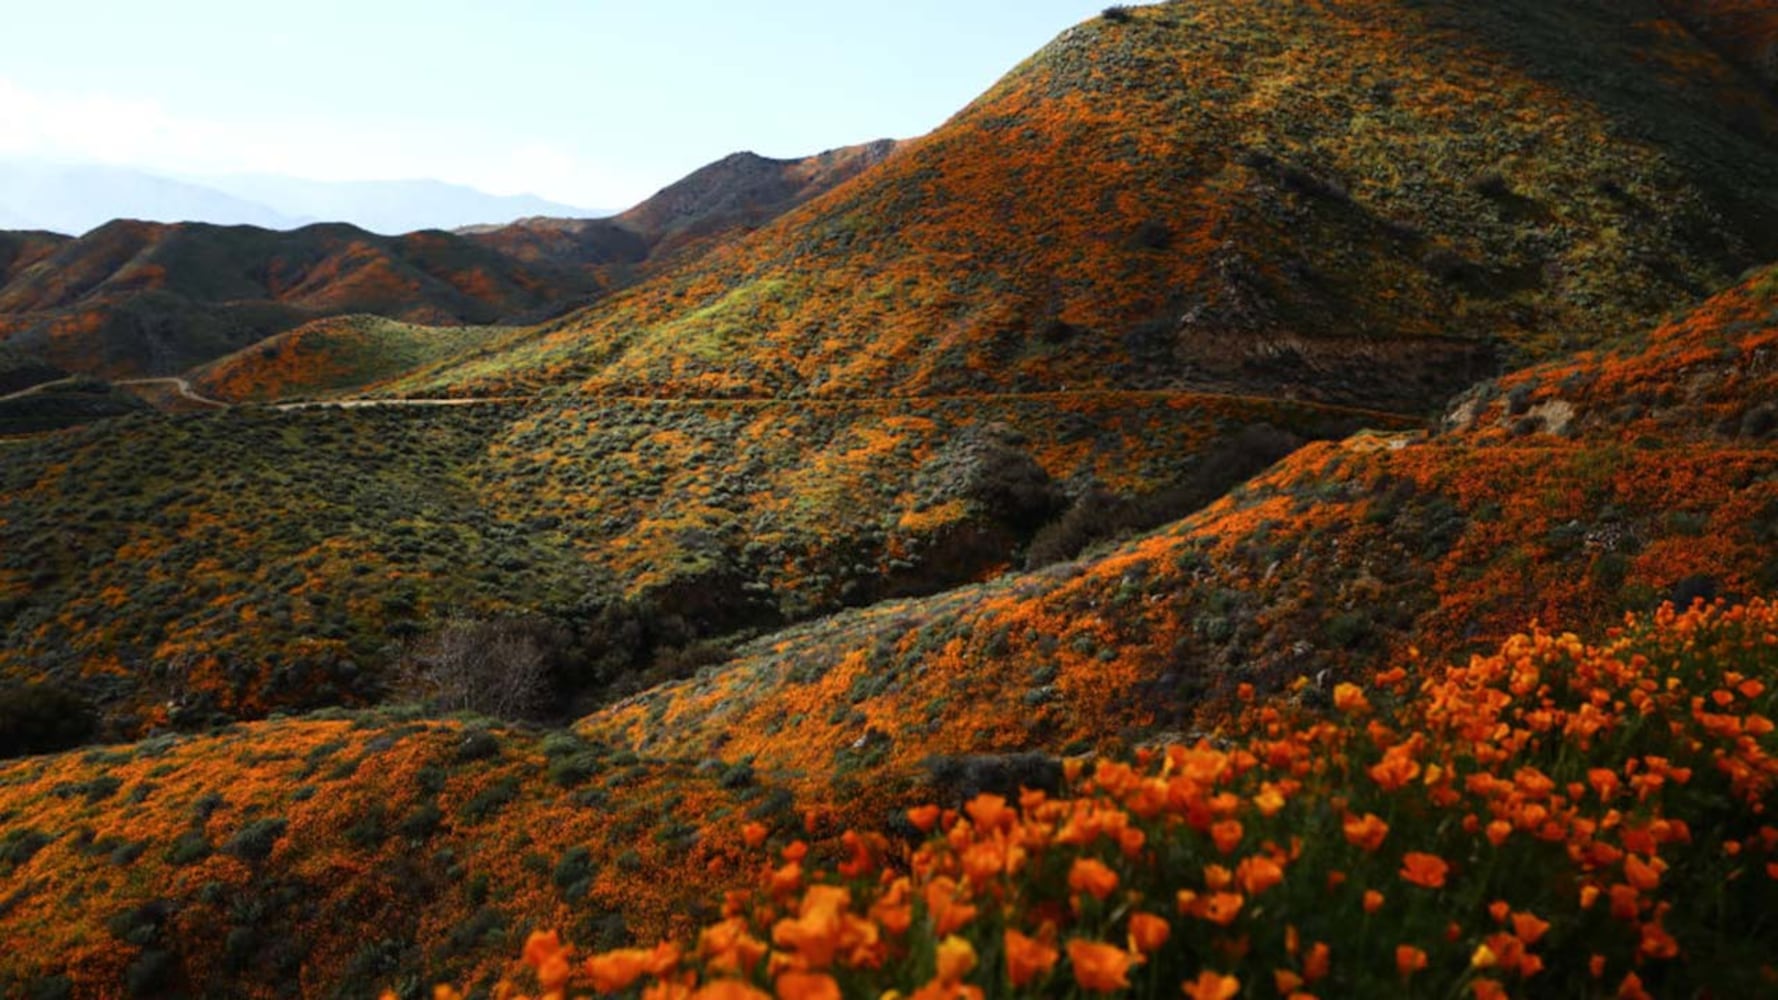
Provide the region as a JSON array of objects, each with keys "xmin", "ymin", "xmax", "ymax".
[
  {"xmin": 188, "ymin": 316, "xmax": 512, "ymax": 403},
  {"xmin": 391, "ymin": 0, "xmax": 1778, "ymax": 408}
]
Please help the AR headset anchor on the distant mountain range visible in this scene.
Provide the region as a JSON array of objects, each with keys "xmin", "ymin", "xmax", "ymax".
[
  {"xmin": 0, "ymin": 141, "xmax": 899, "ymax": 381},
  {"xmin": 0, "ymin": 160, "xmax": 603, "ymax": 236}
]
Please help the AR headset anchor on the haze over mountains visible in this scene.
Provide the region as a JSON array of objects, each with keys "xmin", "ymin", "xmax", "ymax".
[
  {"xmin": 0, "ymin": 2, "xmax": 1776, "ymax": 997},
  {"xmin": 0, "ymin": 160, "xmax": 601, "ymax": 236}
]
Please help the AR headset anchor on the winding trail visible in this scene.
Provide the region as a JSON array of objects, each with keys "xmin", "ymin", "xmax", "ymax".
[
  {"xmin": 267, "ymin": 388, "xmax": 1416, "ymax": 427},
  {"xmin": 114, "ymin": 377, "xmax": 229, "ymax": 409},
  {"xmin": 0, "ymin": 376, "xmax": 82, "ymax": 402},
  {"xmin": 3, "ymin": 374, "xmax": 1423, "ymax": 432}
]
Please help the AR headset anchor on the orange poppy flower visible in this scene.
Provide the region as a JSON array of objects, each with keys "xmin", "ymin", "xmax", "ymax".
[
  {"xmin": 1211, "ymin": 820, "xmax": 1244, "ymax": 854},
  {"xmin": 1253, "ymin": 784, "xmax": 1287, "ymax": 817},
  {"xmin": 1333, "ymin": 683, "xmax": 1370, "ymax": 714},
  {"xmin": 1067, "ymin": 939, "xmax": 1133, "ymax": 992},
  {"xmin": 965, "ymin": 794, "xmax": 1013, "ymax": 832},
  {"xmin": 524, "ymin": 930, "xmax": 566, "ymax": 969},
  {"xmin": 925, "ymin": 879, "xmax": 979, "ymax": 936},
  {"xmin": 699, "ymin": 920, "xmax": 768, "ymax": 977},
  {"xmin": 1129, "ymin": 912, "xmax": 1171, "ymax": 954},
  {"xmin": 1511, "ymin": 911, "xmax": 1550, "ymax": 945},
  {"xmin": 1370, "ymin": 745, "xmax": 1423, "ymax": 791},
  {"xmin": 1343, "ymin": 813, "xmax": 1389, "ymax": 852},
  {"xmin": 587, "ymin": 948, "xmax": 655, "ymax": 994},
  {"xmin": 1396, "ymin": 945, "xmax": 1427, "ymax": 977},
  {"xmin": 936, "ymin": 935, "xmax": 978, "ymax": 983},
  {"xmin": 1303, "ymin": 942, "xmax": 1330, "ymax": 983},
  {"xmin": 1624, "ymin": 855, "xmax": 1662, "ymax": 891},
  {"xmin": 1004, "ymin": 929, "xmax": 1059, "ymax": 987},
  {"xmin": 907, "ymin": 805, "xmax": 942, "ymax": 833},
  {"xmin": 1182, "ymin": 970, "xmax": 1240, "ymax": 1000},
  {"xmin": 1069, "ymin": 858, "xmax": 1120, "ymax": 901},
  {"xmin": 1363, "ymin": 890, "xmax": 1384, "ymax": 914},
  {"xmin": 1400, "ymin": 852, "xmax": 1450, "ymax": 889},
  {"xmin": 1237, "ymin": 855, "xmax": 1285, "ymax": 896},
  {"xmin": 1199, "ymin": 892, "xmax": 1245, "ymax": 926}
]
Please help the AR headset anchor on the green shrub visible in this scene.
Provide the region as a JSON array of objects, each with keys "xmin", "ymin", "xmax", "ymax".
[{"xmin": 0, "ymin": 683, "xmax": 96, "ymax": 759}]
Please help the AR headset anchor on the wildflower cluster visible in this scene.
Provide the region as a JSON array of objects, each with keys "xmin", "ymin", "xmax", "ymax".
[{"xmin": 475, "ymin": 599, "xmax": 1778, "ymax": 998}]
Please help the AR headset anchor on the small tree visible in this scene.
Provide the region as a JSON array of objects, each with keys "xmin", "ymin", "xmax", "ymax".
[{"xmin": 396, "ymin": 618, "xmax": 552, "ymax": 719}]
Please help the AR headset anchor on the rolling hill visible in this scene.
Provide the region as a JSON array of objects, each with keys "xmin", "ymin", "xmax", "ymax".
[
  {"xmin": 578, "ymin": 264, "xmax": 1778, "ymax": 800},
  {"xmin": 0, "ymin": 220, "xmax": 608, "ymax": 380},
  {"xmin": 374, "ymin": 0, "xmax": 1778, "ymax": 410}
]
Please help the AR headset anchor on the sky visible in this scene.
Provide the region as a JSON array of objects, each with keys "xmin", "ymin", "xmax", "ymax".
[{"xmin": 0, "ymin": 0, "xmax": 1128, "ymax": 212}]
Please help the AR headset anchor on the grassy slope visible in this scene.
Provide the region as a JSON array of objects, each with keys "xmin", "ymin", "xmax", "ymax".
[
  {"xmin": 0, "ymin": 341, "xmax": 66, "ymax": 396},
  {"xmin": 382, "ymin": 0, "xmax": 1778, "ymax": 409},
  {"xmin": 0, "ymin": 393, "xmax": 1390, "ymax": 735},
  {"xmin": 188, "ymin": 316, "xmax": 511, "ymax": 403},
  {"xmin": 581, "ymin": 265, "xmax": 1778, "ymax": 812}
]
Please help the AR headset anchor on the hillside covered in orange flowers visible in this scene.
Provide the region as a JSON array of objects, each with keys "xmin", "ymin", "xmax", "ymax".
[
  {"xmin": 0, "ymin": 1, "xmax": 1777, "ymax": 997},
  {"xmin": 373, "ymin": 0, "xmax": 1778, "ymax": 408}
]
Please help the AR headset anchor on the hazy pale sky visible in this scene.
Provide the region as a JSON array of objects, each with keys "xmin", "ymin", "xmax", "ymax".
[{"xmin": 0, "ymin": 1, "xmax": 1128, "ymax": 211}]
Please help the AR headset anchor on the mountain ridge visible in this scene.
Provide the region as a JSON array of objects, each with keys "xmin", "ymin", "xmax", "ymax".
[{"xmin": 0, "ymin": 140, "xmax": 909, "ymax": 385}]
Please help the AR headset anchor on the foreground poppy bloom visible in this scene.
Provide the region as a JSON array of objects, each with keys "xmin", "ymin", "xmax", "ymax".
[
  {"xmin": 1401, "ymin": 852, "xmax": 1451, "ymax": 889},
  {"xmin": 1397, "ymin": 944, "xmax": 1428, "ymax": 977},
  {"xmin": 586, "ymin": 947, "xmax": 656, "ymax": 993},
  {"xmin": 907, "ymin": 805, "xmax": 942, "ymax": 833},
  {"xmin": 1004, "ymin": 929, "xmax": 1059, "ymax": 987},
  {"xmin": 1333, "ymin": 683, "xmax": 1371, "ymax": 714},
  {"xmin": 1370, "ymin": 745, "xmax": 1423, "ymax": 791},
  {"xmin": 1237, "ymin": 855, "xmax": 1285, "ymax": 896},
  {"xmin": 936, "ymin": 935, "xmax": 978, "ymax": 983},
  {"xmin": 1198, "ymin": 892, "xmax": 1245, "ymax": 926},
  {"xmin": 1182, "ymin": 970, "xmax": 1241, "ymax": 1000},
  {"xmin": 1343, "ymin": 813, "xmax": 1389, "ymax": 852},
  {"xmin": 1129, "ymin": 912, "xmax": 1171, "ymax": 954},
  {"xmin": 1067, "ymin": 939, "xmax": 1133, "ymax": 992},
  {"xmin": 1069, "ymin": 858, "xmax": 1121, "ymax": 901}
]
